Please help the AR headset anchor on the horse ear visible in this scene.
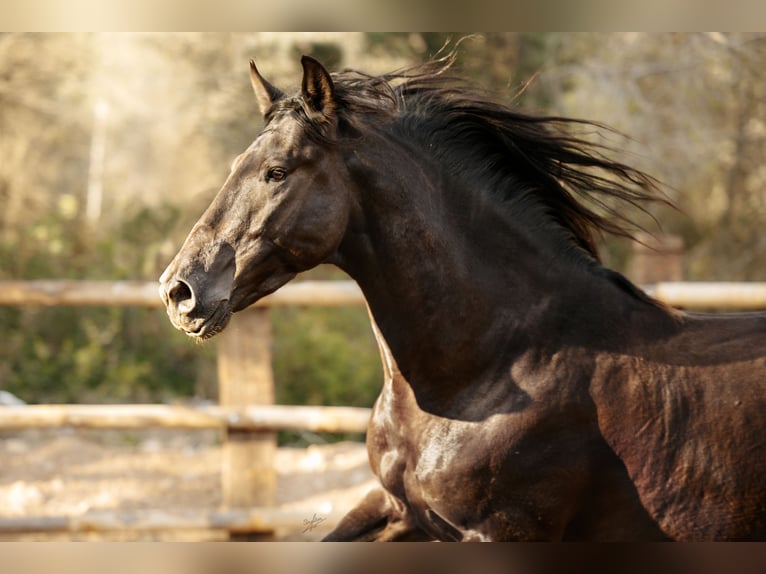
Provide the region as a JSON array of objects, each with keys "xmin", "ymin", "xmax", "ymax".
[
  {"xmin": 300, "ymin": 55, "xmax": 335, "ymax": 117},
  {"xmin": 249, "ymin": 60, "xmax": 283, "ymax": 117}
]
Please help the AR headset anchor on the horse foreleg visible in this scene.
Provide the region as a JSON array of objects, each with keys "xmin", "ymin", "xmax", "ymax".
[{"xmin": 323, "ymin": 487, "xmax": 433, "ymax": 541}]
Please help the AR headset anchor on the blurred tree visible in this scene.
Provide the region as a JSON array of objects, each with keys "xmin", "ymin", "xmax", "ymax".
[{"xmin": 538, "ymin": 33, "xmax": 766, "ymax": 279}]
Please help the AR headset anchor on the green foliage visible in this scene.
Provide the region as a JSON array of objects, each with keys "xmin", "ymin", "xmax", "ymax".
[
  {"xmin": 272, "ymin": 304, "xmax": 381, "ymax": 445},
  {"xmin": 0, "ymin": 305, "xmax": 216, "ymax": 404},
  {"xmin": 0, "ymin": 199, "xmax": 219, "ymax": 404},
  {"xmin": 273, "ymin": 306, "xmax": 381, "ymax": 409}
]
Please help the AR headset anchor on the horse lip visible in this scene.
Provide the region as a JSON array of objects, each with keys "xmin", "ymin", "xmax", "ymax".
[
  {"xmin": 175, "ymin": 301, "xmax": 233, "ymax": 340},
  {"xmin": 193, "ymin": 313, "xmax": 232, "ymax": 340}
]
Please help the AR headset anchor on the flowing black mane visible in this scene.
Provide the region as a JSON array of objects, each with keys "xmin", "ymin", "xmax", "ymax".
[{"xmin": 276, "ymin": 55, "xmax": 668, "ymax": 264}]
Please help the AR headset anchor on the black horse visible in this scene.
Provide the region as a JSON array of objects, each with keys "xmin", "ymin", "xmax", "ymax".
[{"xmin": 159, "ymin": 54, "xmax": 766, "ymax": 540}]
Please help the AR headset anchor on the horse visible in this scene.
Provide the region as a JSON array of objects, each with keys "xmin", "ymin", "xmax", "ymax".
[{"xmin": 159, "ymin": 53, "xmax": 766, "ymax": 541}]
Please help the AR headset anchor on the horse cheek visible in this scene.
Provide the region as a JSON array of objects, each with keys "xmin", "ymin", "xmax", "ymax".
[{"xmin": 288, "ymin": 189, "xmax": 349, "ymax": 262}]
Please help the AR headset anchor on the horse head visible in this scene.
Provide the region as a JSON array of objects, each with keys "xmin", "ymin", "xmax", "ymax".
[{"xmin": 159, "ymin": 56, "xmax": 351, "ymax": 339}]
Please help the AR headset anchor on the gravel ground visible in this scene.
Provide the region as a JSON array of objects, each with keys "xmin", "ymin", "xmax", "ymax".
[{"xmin": 0, "ymin": 429, "xmax": 376, "ymax": 540}]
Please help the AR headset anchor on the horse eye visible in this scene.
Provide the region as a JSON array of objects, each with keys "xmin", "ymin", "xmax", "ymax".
[{"xmin": 266, "ymin": 167, "xmax": 287, "ymax": 182}]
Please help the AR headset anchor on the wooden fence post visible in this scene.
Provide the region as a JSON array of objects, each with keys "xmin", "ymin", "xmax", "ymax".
[
  {"xmin": 217, "ymin": 307, "xmax": 276, "ymax": 540},
  {"xmin": 627, "ymin": 232, "xmax": 684, "ymax": 285}
]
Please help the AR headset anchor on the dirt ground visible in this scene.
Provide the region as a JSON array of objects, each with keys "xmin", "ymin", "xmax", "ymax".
[{"xmin": 0, "ymin": 428, "xmax": 376, "ymax": 541}]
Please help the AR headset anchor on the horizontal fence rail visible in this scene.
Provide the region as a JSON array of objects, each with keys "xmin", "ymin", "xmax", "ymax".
[
  {"xmin": 0, "ymin": 280, "xmax": 366, "ymax": 307},
  {"xmin": 0, "ymin": 506, "xmax": 346, "ymax": 534},
  {"xmin": 0, "ymin": 404, "xmax": 371, "ymax": 433},
  {"xmin": 2, "ymin": 280, "xmax": 766, "ymax": 309},
  {"xmin": 644, "ymin": 281, "xmax": 766, "ymax": 310}
]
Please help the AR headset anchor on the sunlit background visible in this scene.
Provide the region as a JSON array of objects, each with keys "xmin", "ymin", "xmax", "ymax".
[{"xmin": 1, "ymin": 32, "xmax": 766, "ymax": 409}]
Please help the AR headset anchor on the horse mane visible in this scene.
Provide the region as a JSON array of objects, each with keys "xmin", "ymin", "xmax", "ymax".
[
  {"xmin": 274, "ymin": 52, "xmax": 671, "ymax": 304},
  {"xmin": 326, "ymin": 53, "xmax": 670, "ymax": 264}
]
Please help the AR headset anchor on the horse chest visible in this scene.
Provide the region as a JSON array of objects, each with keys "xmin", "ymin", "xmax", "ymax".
[
  {"xmin": 367, "ymin": 399, "xmax": 501, "ymax": 538},
  {"xmin": 365, "ymin": 369, "xmax": 604, "ymax": 540}
]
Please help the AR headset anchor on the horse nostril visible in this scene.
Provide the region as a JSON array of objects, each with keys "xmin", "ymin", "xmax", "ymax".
[{"xmin": 167, "ymin": 279, "xmax": 195, "ymax": 313}]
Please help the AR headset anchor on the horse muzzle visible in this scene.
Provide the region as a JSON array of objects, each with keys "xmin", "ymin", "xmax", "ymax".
[
  {"xmin": 158, "ymin": 237, "xmax": 237, "ymax": 340},
  {"xmin": 158, "ymin": 272, "xmax": 234, "ymax": 340}
]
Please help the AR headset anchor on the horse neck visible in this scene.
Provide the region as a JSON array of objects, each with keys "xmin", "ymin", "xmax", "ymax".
[{"xmin": 334, "ymin": 140, "xmax": 597, "ymax": 383}]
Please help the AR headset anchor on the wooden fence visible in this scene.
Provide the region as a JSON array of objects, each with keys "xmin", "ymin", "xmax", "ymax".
[
  {"xmin": 0, "ymin": 280, "xmax": 368, "ymax": 539},
  {"xmin": 4, "ymin": 278, "xmax": 766, "ymax": 311},
  {"xmin": 2, "ymin": 276, "xmax": 766, "ymax": 538}
]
